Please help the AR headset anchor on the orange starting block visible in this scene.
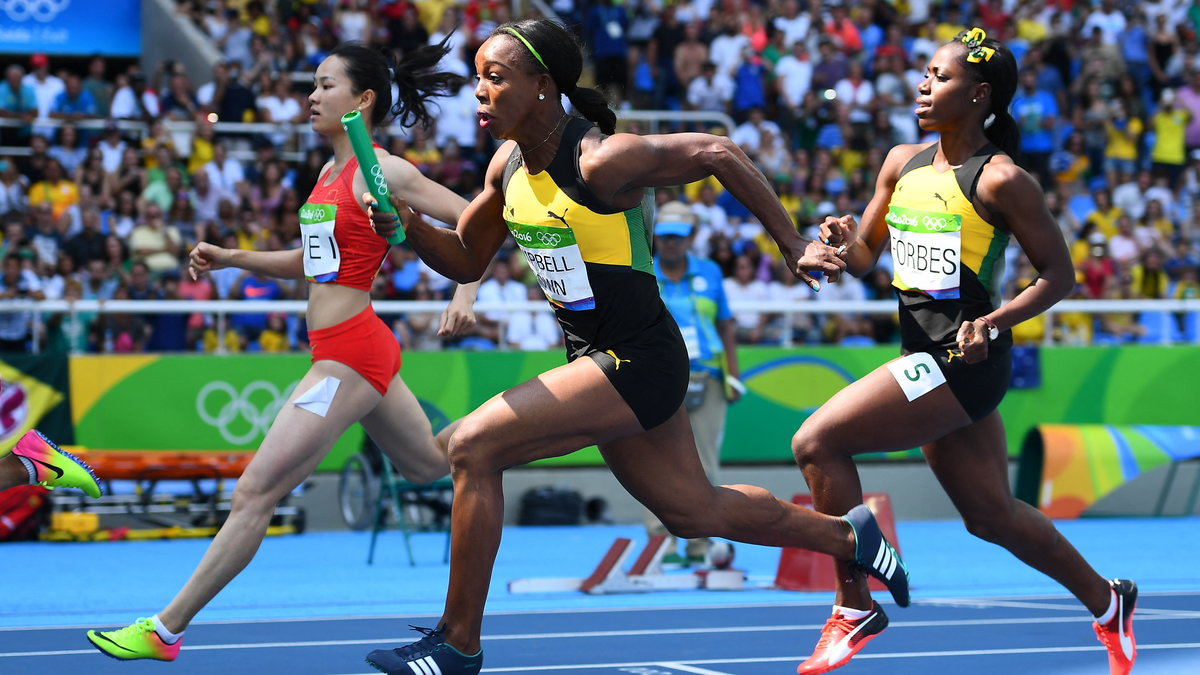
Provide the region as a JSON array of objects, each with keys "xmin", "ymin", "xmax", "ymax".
[
  {"xmin": 775, "ymin": 493, "xmax": 900, "ymax": 592},
  {"xmin": 508, "ymin": 534, "xmax": 746, "ymax": 595}
]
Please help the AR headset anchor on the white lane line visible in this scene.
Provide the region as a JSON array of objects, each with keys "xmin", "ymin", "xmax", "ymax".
[
  {"xmin": 17, "ymin": 642, "xmax": 1200, "ymax": 672},
  {"xmin": 656, "ymin": 663, "xmax": 735, "ymax": 674},
  {"xmin": 6, "ymin": 613, "xmax": 1200, "ymax": 659},
  {"xmin": 475, "ymin": 642, "xmax": 1200, "ymax": 671}
]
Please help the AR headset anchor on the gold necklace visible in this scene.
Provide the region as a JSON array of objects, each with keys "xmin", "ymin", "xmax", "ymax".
[{"xmin": 523, "ymin": 113, "xmax": 569, "ymax": 156}]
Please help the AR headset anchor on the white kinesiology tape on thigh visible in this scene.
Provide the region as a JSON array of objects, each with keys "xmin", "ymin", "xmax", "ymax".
[{"xmin": 292, "ymin": 376, "xmax": 342, "ymax": 417}]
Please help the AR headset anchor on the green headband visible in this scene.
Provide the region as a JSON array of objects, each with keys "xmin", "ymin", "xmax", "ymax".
[{"xmin": 501, "ymin": 27, "xmax": 548, "ymax": 71}]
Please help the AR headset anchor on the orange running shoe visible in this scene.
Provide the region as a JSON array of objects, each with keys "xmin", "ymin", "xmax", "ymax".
[
  {"xmin": 797, "ymin": 601, "xmax": 888, "ymax": 674},
  {"xmin": 1093, "ymin": 579, "xmax": 1137, "ymax": 675}
]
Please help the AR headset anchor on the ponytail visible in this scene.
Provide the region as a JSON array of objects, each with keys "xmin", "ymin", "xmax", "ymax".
[
  {"xmin": 984, "ymin": 109, "xmax": 1020, "ymax": 159},
  {"xmin": 566, "ymin": 86, "xmax": 617, "ymax": 135},
  {"xmin": 389, "ymin": 34, "xmax": 465, "ymax": 130},
  {"xmin": 330, "ymin": 35, "xmax": 464, "ymax": 131}
]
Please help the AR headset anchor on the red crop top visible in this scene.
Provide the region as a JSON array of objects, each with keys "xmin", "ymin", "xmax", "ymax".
[{"xmin": 299, "ymin": 155, "xmax": 389, "ymax": 291}]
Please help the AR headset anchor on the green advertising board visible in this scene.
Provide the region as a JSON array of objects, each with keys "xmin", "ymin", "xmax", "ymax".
[{"xmin": 70, "ymin": 346, "xmax": 1200, "ymax": 470}]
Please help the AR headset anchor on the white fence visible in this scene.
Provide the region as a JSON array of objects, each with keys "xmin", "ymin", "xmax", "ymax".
[
  {"xmin": 3, "ymin": 298, "xmax": 1198, "ymax": 354},
  {"xmin": 0, "ymin": 110, "xmax": 735, "ymax": 163}
]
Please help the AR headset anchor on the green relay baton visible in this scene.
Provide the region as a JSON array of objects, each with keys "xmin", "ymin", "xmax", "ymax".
[{"xmin": 341, "ymin": 109, "xmax": 405, "ymax": 245}]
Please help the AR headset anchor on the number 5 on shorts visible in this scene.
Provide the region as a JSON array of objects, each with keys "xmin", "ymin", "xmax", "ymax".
[{"xmin": 885, "ymin": 352, "xmax": 947, "ymax": 402}]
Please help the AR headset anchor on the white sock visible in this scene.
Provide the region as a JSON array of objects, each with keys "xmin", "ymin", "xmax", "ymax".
[
  {"xmin": 834, "ymin": 604, "xmax": 872, "ymax": 620},
  {"xmin": 151, "ymin": 615, "xmax": 184, "ymax": 644},
  {"xmin": 1095, "ymin": 588, "xmax": 1117, "ymax": 624},
  {"xmin": 16, "ymin": 456, "xmax": 37, "ymax": 484}
]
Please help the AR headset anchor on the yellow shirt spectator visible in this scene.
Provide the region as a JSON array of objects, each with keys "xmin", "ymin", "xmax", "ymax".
[
  {"xmin": 258, "ymin": 327, "xmax": 289, "ymax": 352},
  {"xmin": 1150, "ymin": 107, "xmax": 1191, "ymax": 165},
  {"xmin": 28, "ymin": 178, "xmax": 80, "ymax": 220},
  {"xmin": 1105, "ymin": 115, "xmax": 1143, "ymax": 161},
  {"xmin": 1085, "ymin": 205, "xmax": 1123, "ymax": 239}
]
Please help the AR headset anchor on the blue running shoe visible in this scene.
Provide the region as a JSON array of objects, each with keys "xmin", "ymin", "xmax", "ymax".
[
  {"xmin": 844, "ymin": 504, "xmax": 909, "ymax": 607},
  {"xmin": 366, "ymin": 625, "xmax": 482, "ymax": 675}
]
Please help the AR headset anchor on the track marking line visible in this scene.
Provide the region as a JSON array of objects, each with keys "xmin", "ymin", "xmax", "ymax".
[
  {"xmin": 657, "ymin": 662, "xmax": 735, "ymax": 674},
  {"xmin": 6, "ymin": 613, "xmax": 1200, "ymax": 659}
]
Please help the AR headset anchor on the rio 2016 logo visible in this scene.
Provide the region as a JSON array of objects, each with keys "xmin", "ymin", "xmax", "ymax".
[
  {"xmin": 2, "ymin": 0, "xmax": 70, "ymax": 22},
  {"xmin": 196, "ymin": 380, "xmax": 298, "ymax": 445}
]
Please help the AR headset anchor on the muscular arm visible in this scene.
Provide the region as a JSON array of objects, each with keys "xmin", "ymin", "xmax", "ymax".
[
  {"xmin": 580, "ymin": 131, "xmax": 845, "ymax": 285},
  {"xmin": 974, "ymin": 159, "xmax": 1074, "ymax": 332}
]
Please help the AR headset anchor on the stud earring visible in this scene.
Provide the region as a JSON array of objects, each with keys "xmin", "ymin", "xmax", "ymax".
[
  {"xmin": 972, "ymin": 98, "xmax": 978, "ymax": 103},
  {"xmin": 538, "ymin": 93, "xmax": 545, "ymax": 100}
]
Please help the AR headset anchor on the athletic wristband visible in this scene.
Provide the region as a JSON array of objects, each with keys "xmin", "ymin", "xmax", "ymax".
[{"xmin": 725, "ymin": 375, "xmax": 746, "ymax": 395}]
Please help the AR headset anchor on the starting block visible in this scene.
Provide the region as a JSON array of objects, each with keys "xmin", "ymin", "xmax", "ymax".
[
  {"xmin": 508, "ymin": 534, "xmax": 746, "ymax": 595},
  {"xmin": 775, "ymin": 493, "xmax": 900, "ymax": 592}
]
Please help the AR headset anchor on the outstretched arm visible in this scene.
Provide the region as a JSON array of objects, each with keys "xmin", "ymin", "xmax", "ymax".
[
  {"xmin": 579, "ymin": 131, "xmax": 846, "ymax": 289},
  {"xmin": 188, "ymin": 244, "xmax": 303, "ymax": 281}
]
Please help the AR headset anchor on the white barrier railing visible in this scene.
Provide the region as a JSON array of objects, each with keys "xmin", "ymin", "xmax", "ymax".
[
  {"xmin": 0, "ymin": 110, "xmax": 734, "ymax": 163},
  {"xmin": 3, "ymin": 298, "xmax": 1198, "ymax": 353}
]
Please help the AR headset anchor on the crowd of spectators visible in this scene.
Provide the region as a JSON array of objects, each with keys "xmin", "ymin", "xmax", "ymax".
[{"xmin": 2, "ymin": 0, "xmax": 1200, "ymax": 355}]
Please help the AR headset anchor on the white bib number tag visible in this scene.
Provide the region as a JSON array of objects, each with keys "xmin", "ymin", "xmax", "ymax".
[
  {"xmin": 886, "ymin": 352, "xmax": 947, "ymax": 402},
  {"xmin": 300, "ymin": 203, "xmax": 339, "ymax": 282},
  {"xmin": 509, "ymin": 221, "xmax": 596, "ymax": 310},
  {"xmin": 886, "ymin": 205, "xmax": 961, "ymax": 299}
]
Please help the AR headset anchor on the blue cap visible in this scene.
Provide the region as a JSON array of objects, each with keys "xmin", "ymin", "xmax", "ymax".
[{"xmin": 655, "ymin": 221, "xmax": 693, "ymax": 238}]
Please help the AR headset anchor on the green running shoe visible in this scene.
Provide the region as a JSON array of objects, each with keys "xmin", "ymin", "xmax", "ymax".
[
  {"xmin": 12, "ymin": 430, "xmax": 101, "ymax": 498},
  {"xmin": 87, "ymin": 618, "xmax": 181, "ymax": 661}
]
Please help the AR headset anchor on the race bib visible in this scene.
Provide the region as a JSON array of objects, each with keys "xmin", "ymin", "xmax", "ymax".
[
  {"xmin": 886, "ymin": 205, "xmax": 961, "ymax": 299},
  {"xmin": 886, "ymin": 352, "xmax": 947, "ymax": 402},
  {"xmin": 300, "ymin": 202, "xmax": 340, "ymax": 282},
  {"xmin": 509, "ymin": 222, "xmax": 596, "ymax": 310}
]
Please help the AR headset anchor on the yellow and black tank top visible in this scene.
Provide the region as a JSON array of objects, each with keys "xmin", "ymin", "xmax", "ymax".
[
  {"xmin": 886, "ymin": 143, "xmax": 1011, "ymax": 350},
  {"xmin": 502, "ymin": 117, "xmax": 666, "ymax": 356}
]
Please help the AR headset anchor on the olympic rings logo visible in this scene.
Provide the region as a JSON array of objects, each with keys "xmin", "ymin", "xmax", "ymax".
[
  {"xmin": 368, "ymin": 163, "xmax": 389, "ymax": 195},
  {"xmin": 920, "ymin": 215, "xmax": 954, "ymax": 231},
  {"xmin": 536, "ymin": 231, "xmax": 562, "ymax": 247},
  {"xmin": 196, "ymin": 380, "xmax": 297, "ymax": 445},
  {"xmin": 2, "ymin": 0, "xmax": 69, "ymax": 22}
]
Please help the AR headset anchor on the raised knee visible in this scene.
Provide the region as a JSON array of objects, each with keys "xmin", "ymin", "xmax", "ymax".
[
  {"xmin": 791, "ymin": 425, "xmax": 828, "ymax": 468},
  {"xmin": 445, "ymin": 417, "xmax": 497, "ymax": 475}
]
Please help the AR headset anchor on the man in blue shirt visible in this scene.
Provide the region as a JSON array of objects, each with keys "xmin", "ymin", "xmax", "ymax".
[
  {"xmin": 1011, "ymin": 68, "xmax": 1060, "ymax": 190},
  {"xmin": 646, "ymin": 202, "xmax": 743, "ymax": 564},
  {"xmin": 0, "ymin": 65, "xmax": 38, "ymax": 144}
]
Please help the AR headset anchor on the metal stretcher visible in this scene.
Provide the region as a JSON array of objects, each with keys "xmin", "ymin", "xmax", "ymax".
[{"xmin": 41, "ymin": 450, "xmax": 306, "ymax": 541}]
